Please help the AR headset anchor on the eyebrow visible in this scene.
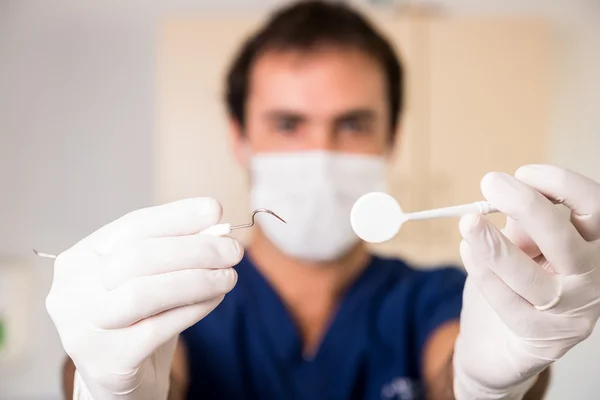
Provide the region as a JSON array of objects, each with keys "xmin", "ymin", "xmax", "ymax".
[
  {"xmin": 334, "ymin": 108, "xmax": 376, "ymax": 123},
  {"xmin": 263, "ymin": 108, "xmax": 376, "ymax": 122},
  {"xmin": 264, "ymin": 110, "xmax": 307, "ymax": 122}
]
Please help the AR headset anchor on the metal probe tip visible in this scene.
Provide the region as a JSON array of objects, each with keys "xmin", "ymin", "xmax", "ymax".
[{"xmin": 254, "ymin": 208, "xmax": 286, "ymax": 224}]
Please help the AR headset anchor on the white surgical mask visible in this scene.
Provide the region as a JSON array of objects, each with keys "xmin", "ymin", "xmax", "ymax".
[{"xmin": 249, "ymin": 150, "xmax": 388, "ymax": 262}]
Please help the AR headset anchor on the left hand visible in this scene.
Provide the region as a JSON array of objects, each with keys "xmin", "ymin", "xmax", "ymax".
[{"xmin": 453, "ymin": 165, "xmax": 600, "ymax": 399}]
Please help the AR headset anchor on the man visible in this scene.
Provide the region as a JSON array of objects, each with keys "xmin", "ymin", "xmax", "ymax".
[{"xmin": 52, "ymin": 2, "xmax": 600, "ymax": 399}]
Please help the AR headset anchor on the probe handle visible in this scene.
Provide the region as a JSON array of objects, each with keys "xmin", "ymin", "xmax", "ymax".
[
  {"xmin": 199, "ymin": 223, "xmax": 232, "ymax": 236},
  {"xmin": 405, "ymin": 201, "xmax": 498, "ymax": 221}
]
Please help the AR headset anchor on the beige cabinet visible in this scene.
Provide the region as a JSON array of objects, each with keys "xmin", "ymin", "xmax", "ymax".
[{"xmin": 157, "ymin": 12, "xmax": 549, "ymax": 265}]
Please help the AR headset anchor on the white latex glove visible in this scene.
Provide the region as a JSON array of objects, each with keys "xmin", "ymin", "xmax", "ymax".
[
  {"xmin": 45, "ymin": 198, "xmax": 243, "ymax": 400},
  {"xmin": 454, "ymin": 165, "xmax": 600, "ymax": 400}
]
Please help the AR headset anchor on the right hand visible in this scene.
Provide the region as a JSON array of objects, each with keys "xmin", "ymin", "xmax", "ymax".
[
  {"xmin": 454, "ymin": 167, "xmax": 600, "ymax": 399},
  {"xmin": 46, "ymin": 198, "xmax": 243, "ymax": 399}
]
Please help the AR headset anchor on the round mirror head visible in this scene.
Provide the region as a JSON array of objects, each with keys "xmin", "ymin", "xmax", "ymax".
[{"xmin": 350, "ymin": 192, "xmax": 405, "ymax": 244}]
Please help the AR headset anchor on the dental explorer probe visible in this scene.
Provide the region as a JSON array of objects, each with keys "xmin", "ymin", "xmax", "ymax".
[{"xmin": 34, "ymin": 208, "xmax": 286, "ymax": 260}]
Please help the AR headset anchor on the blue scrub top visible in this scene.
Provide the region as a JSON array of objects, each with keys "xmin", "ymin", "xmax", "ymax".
[{"xmin": 181, "ymin": 254, "xmax": 466, "ymax": 400}]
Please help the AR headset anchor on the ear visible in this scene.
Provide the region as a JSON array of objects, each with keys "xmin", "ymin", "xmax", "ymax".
[{"xmin": 228, "ymin": 118, "xmax": 251, "ymax": 167}]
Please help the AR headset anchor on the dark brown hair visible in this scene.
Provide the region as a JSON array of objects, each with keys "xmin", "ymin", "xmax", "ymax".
[{"xmin": 225, "ymin": 0, "xmax": 404, "ymax": 137}]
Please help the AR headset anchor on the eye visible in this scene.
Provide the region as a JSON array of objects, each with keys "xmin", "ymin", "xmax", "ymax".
[
  {"xmin": 339, "ymin": 118, "xmax": 366, "ymax": 133},
  {"xmin": 276, "ymin": 117, "xmax": 299, "ymax": 133}
]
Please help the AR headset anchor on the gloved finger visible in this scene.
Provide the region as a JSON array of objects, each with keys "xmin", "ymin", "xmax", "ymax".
[
  {"xmin": 72, "ymin": 198, "xmax": 223, "ymax": 256},
  {"xmin": 460, "ymin": 214, "xmax": 560, "ymax": 309},
  {"xmin": 93, "ymin": 268, "xmax": 237, "ymax": 329},
  {"xmin": 501, "ymin": 217, "xmax": 542, "ymax": 258},
  {"xmin": 126, "ymin": 296, "xmax": 225, "ymax": 367},
  {"xmin": 101, "ymin": 235, "xmax": 243, "ymax": 290},
  {"xmin": 481, "ymin": 172, "xmax": 588, "ymax": 275},
  {"xmin": 502, "ymin": 218, "xmax": 560, "ymax": 273},
  {"xmin": 459, "ymin": 240, "xmax": 534, "ymax": 336},
  {"xmin": 515, "ymin": 164, "xmax": 600, "ymax": 241}
]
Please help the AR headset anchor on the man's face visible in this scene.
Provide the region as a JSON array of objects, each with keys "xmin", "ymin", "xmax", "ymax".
[{"xmin": 230, "ymin": 46, "xmax": 392, "ymax": 162}]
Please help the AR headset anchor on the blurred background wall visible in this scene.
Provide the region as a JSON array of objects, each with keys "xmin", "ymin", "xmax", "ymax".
[{"xmin": 0, "ymin": 0, "xmax": 598, "ymax": 399}]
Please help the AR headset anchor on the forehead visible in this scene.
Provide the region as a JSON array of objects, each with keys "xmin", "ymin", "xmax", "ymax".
[{"xmin": 247, "ymin": 46, "xmax": 387, "ymax": 115}]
